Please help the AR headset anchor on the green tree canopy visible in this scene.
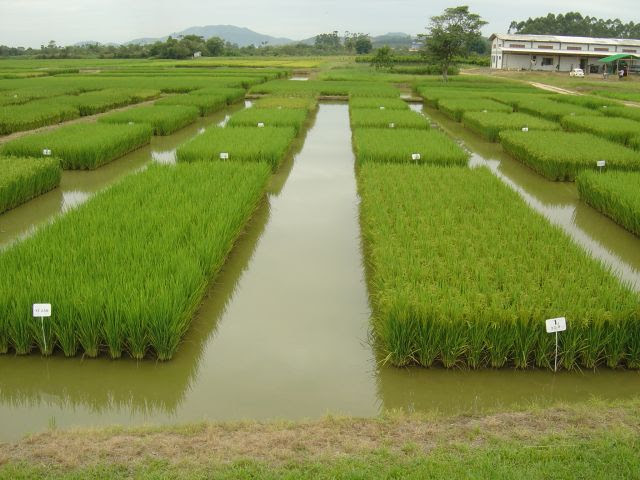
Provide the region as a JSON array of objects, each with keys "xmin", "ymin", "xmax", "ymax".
[
  {"xmin": 508, "ymin": 12, "xmax": 640, "ymax": 38},
  {"xmin": 421, "ymin": 5, "xmax": 487, "ymax": 80}
]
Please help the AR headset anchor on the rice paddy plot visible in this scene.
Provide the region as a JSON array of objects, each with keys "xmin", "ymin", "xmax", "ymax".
[
  {"xmin": 593, "ymin": 90, "xmax": 640, "ymax": 103},
  {"xmin": 352, "ymin": 128, "xmax": 468, "ymax": 166},
  {"xmin": 176, "ymin": 126, "xmax": 296, "ymax": 170},
  {"xmin": 416, "ymin": 87, "xmax": 488, "ymax": 107},
  {"xmin": 0, "ymin": 85, "xmax": 86, "ymax": 106},
  {"xmin": 601, "ymin": 105, "xmax": 640, "ymax": 122},
  {"xmin": 437, "ymin": 98, "xmax": 513, "ymax": 122},
  {"xmin": 576, "ymin": 170, "xmax": 640, "ymax": 237},
  {"xmin": 349, "ymin": 97, "xmax": 409, "ymax": 110},
  {"xmin": 350, "ymin": 108, "xmax": 429, "ymax": 129},
  {"xmin": 98, "ymin": 105, "xmax": 200, "ymax": 136},
  {"xmin": 516, "ymin": 98, "xmax": 600, "ymax": 122},
  {"xmin": 188, "ymin": 87, "xmax": 246, "ymax": 104},
  {"xmin": 0, "ymin": 162, "xmax": 270, "ymax": 360},
  {"xmin": 550, "ymin": 94, "xmax": 621, "ymax": 110},
  {"xmin": 499, "ymin": 130, "xmax": 640, "ymax": 181},
  {"xmin": 251, "ymin": 96, "xmax": 318, "ymax": 111},
  {"xmin": 462, "ymin": 111, "xmax": 560, "ymax": 142},
  {"xmin": 0, "ymin": 123, "xmax": 152, "ymax": 170},
  {"xmin": 52, "ymin": 88, "xmax": 161, "ymax": 116},
  {"xmin": 155, "ymin": 93, "xmax": 229, "ymax": 116},
  {"xmin": 484, "ymin": 92, "xmax": 555, "ymax": 109},
  {"xmin": 358, "ymin": 163, "xmax": 640, "ymax": 370},
  {"xmin": 560, "ymin": 115, "xmax": 640, "ymax": 147},
  {"xmin": 227, "ymin": 107, "xmax": 308, "ymax": 134},
  {"xmin": 0, "ymin": 156, "xmax": 61, "ymax": 214},
  {"xmin": 250, "ymin": 80, "xmax": 399, "ymax": 98},
  {"xmin": 0, "ymin": 101, "xmax": 79, "ymax": 135}
]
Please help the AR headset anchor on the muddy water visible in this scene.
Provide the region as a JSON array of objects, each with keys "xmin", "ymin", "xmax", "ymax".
[{"xmin": 1, "ymin": 103, "xmax": 640, "ymax": 442}]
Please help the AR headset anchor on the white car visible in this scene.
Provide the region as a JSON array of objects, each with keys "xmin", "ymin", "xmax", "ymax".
[{"xmin": 569, "ymin": 68, "xmax": 585, "ymax": 77}]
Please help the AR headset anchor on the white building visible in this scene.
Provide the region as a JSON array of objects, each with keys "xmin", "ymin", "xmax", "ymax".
[{"xmin": 489, "ymin": 33, "xmax": 640, "ymax": 73}]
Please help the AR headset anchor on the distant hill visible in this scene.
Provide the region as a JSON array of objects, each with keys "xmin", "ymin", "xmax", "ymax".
[
  {"xmin": 126, "ymin": 25, "xmax": 294, "ymax": 47},
  {"xmin": 73, "ymin": 41, "xmax": 119, "ymax": 47}
]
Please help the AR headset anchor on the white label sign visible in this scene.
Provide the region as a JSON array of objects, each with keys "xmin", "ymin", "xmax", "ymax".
[
  {"xmin": 219, "ymin": 152, "xmax": 229, "ymax": 160},
  {"xmin": 522, "ymin": 127, "xmax": 529, "ymax": 132},
  {"xmin": 33, "ymin": 303, "xmax": 52, "ymax": 318},
  {"xmin": 389, "ymin": 122, "xmax": 395, "ymax": 128},
  {"xmin": 411, "ymin": 153, "xmax": 421, "ymax": 161},
  {"xmin": 257, "ymin": 122, "xmax": 265, "ymax": 128},
  {"xmin": 42, "ymin": 149, "xmax": 52, "ymax": 156},
  {"xmin": 380, "ymin": 106, "xmax": 385, "ymax": 110},
  {"xmin": 546, "ymin": 317, "xmax": 566, "ymax": 333},
  {"xmin": 597, "ymin": 160, "xmax": 606, "ymax": 167}
]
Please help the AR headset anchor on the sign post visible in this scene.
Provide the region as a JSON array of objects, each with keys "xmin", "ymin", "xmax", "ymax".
[
  {"xmin": 545, "ymin": 316, "xmax": 566, "ymax": 372},
  {"xmin": 597, "ymin": 160, "xmax": 606, "ymax": 173},
  {"xmin": 33, "ymin": 303, "xmax": 52, "ymax": 353}
]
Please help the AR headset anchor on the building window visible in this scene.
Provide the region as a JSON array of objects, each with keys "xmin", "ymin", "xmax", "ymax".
[
  {"xmin": 509, "ymin": 43, "xmax": 526, "ymax": 48},
  {"xmin": 594, "ymin": 47, "xmax": 609, "ymax": 52},
  {"xmin": 623, "ymin": 49, "xmax": 637, "ymax": 53},
  {"xmin": 566, "ymin": 46, "xmax": 582, "ymax": 51},
  {"xmin": 541, "ymin": 57, "xmax": 554, "ymax": 66},
  {"xmin": 538, "ymin": 45, "xmax": 554, "ymax": 49}
]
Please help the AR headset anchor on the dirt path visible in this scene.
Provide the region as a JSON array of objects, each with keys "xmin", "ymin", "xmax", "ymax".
[
  {"xmin": 0, "ymin": 97, "xmax": 162, "ymax": 145},
  {"xmin": 529, "ymin": 82, "xmax": 578, "ymax": 95}
]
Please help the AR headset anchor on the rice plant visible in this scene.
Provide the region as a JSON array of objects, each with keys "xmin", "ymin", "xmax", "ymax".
[
  {"xmin": 227, "ymin": 107, "xmax": 308, "ymax": 134},
  {"xmin": 349, "ymin": 97, "xmax": 409, "ymax": 110},
  {"xmin": 437, "ymin": 98, "xmax": 512, "ymax": 122},
  {"xmin": 358, "ymin": 163, "xmax": 640, "ymax": 370},
  {"xmin": 462, "ymin": 111, "xmax": 560, "ymax": 142},
  {"xmin": 98, "ymin": 105, "xmax": 200, "ymax": 135},
  {"xmin": 593, "ymin": 90, "xmax": 640, "ymax": 103},
  {"xmin": 176, "ymin": 126, "xmax": 296, "ymax": 170},
  {"xmin": 561, "ymin": 115, "xmax": 640, "ymax": 146},
  {"xmin": 416, "ymin": 87, "xmax": 488, "ymax": 107},
  {"xmin": 352, "ymin": 128, "xmax": 468, "ymax": 166},
  {"xmin": 188, "ymin": 87, "xmax": 247, "ymax": 104},
  {"xmin": 250, "ymin": 80, "xmax": 399, "ymax": 98},
  {"xmin": 0, "ymin": 162, "xmax": 270, "ymax": 360},
  {"xmin": 1, "ymin": 123, "xmax": 153, "ymax": 170},
  {"xmin": 350, "ymin": 109, "xmax": 429, "ymax": 129},
  {"xmin": 516, "ymin": 97, "xmax": 601, "ymax": 122},
  {"xmin": 601, "ymin": 105, "xmax": 640, "ymax": 123},
  {"xmin": 499, "ymin": 130, "xmax": 640, "ymax": 181},
  {"xmin": 0, "ymin": 101, "xmax": 79, "ymax": 135},
  {"xmin": 155, "ymin": 94, "xmax": 228, "ymax": 116},
  {"xmin": 0, "ymin": 156, "xmax": 61, "ymax": 213},
  {"xmin": 484, "ymin": 92, "xmax": 555, "ymax": 109},
  {"xmin": 576, "ymin": 170, "xmax": 640, "ymax": 237},
  {"xmin": 251, "ymin": 96, "xmax": 318, "ymax": 111},
  {"xmin": 52, "ymin": 88, "xmax": 161, "ymax": 116},
  {"xmin": 550, "ymin": 94, "xmax": 621, "ymax": 110}
]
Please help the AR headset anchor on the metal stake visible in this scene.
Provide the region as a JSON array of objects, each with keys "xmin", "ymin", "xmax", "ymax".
[{"xmin": 554, "ymin": 331, "xmax": 558, "ymax": 373}]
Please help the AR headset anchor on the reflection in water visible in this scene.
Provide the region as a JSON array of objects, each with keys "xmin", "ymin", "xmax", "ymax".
[{"xmin": 61, "ymin": 191, "xmax": 91, "ymax": 212}]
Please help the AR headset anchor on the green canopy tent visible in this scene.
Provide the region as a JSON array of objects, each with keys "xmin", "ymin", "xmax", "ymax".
[{"xmin": 598, "ymin": 53, "xmax": 640, "ymax": 76}]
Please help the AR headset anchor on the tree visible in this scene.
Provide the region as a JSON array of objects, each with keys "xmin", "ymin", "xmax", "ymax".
[
  {"xmin": 420, "ymin": 6, "xmax": 487, "ymax": 81},
  {"xmin": 205, "ymin": 36, "xmax": 225, "ymax": 56},
  {"xmin": 370, "ymin": 46, "xmax": 394, "ymax": 70},
  {"xmin": 508, "ymin": 12, "xmax": 640, "ymax": 38},
  {"xmin": 344, "ymin": 33, "xmax": 372, "ymax": 54},
  {"xmin": 315, "ymin": 31, "xmax": 341, "ymax": 50}
]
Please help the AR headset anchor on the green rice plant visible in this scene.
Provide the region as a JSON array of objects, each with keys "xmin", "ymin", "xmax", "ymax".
[
  {"xmin": 437, "ymin": 98, "xmax": 512, "ymax": 122},
  {"xmin": 176, "ymin": 126, "xmax": 296, "ymax": 170},
  {"xmin": 560, "ymin": 115, "xmax": 640, "ymax": 146},
  {"xmin": 416, "ymin": 87, "xmax": 488, "ymax": 107},
  {"xmin": 593, "ymin": 89, "xmax": 640, "ymax": 103},
  {"xmin": 52, "ymin": 88, "xmax": 161, "ymax": 116},
  {"xmin": 352, "ymin": 128, "xmax": 468, "ymax": 166},
  {"xmin": 576, "ymin": 170, "xmax": 640, "ymax": 237},
  {"xmin": 0, "ymin": 101, "xmax": 79, "ymax": 135},
  {"xmin": 499, "ymin": 130, "xmax": 640, "ymax": 181},
  {"xmin": 1, "ymin": 123, "xmax": 152, "ymax": 170},
  {"xmin": 0, "ymin": 162, "xmax": 270, "ymax": 360},
  {"xmin": 98, "ymin": 105, "xmax": 199, "ymax": 135},
  {"xmin": 358, "ymin": 163, "xmax": 640, "ymax": 370},
  {"xmin": 227, "ymin": 107, "xmax": 308, "ymax": 134},
  {"xmin": 251, "ymin": 96, "xmax": 318, "ymax": 111},
  {"xmin": 188, "ymin": 87, "xmax": 247, "ymax": 104},
  {"xmin": 0, "ymin": 85, "xmax": 86, "ymax": 105},
  {"xmin": 484, "ymin": 92, "xmax": 555, "ymax": 109},
  {"xmin": 601, "ymin": 105, "xmax": 640, "ymax": 122},
  {"xmin": 0, "ymin": 157, "xmax": 61, "ymax": 214},
  {"xmin": 349, "ymin": 97, "xmax": 409, "ymax": 110},
  {"xmin": 350, "ymin": 109, "xmax": 429, "ymax": 129},
  {"xmin": 516, "ymin": 97, "xmax": 601, "ymax": 121},
  {"xmin": 250, "ymin": 80, "xmax": 399, "ymax": 98},
  {"xmin": 550, "ymin": 94, "xmax": 620, "ymax": 110},
  {"xmin": 155, "ymin": 93, "xmax": 228, "ymax": 115},
  {"xmin": 462, "ymin": 111, "xmax": 560, "ymax": 142}
]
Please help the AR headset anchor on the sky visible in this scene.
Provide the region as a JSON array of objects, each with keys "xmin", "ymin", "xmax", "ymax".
[{"xmin": 0, "ymin": 0, "xmax": 638, "ymax": 47}]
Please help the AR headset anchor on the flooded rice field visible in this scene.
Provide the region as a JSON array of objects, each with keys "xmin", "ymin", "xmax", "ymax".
[{"xmin": 1, "ymin": 102, "xmax": 639, "ymax": 441}]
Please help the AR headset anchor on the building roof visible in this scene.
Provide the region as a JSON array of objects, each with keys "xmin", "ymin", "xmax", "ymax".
[
  {"xmin": 599, "ymin": 53, "xmax": 640, "ymax": 62},
  {"xmin": 490, "ymin": 33, "xmax": 640, "ymax": 47}
]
